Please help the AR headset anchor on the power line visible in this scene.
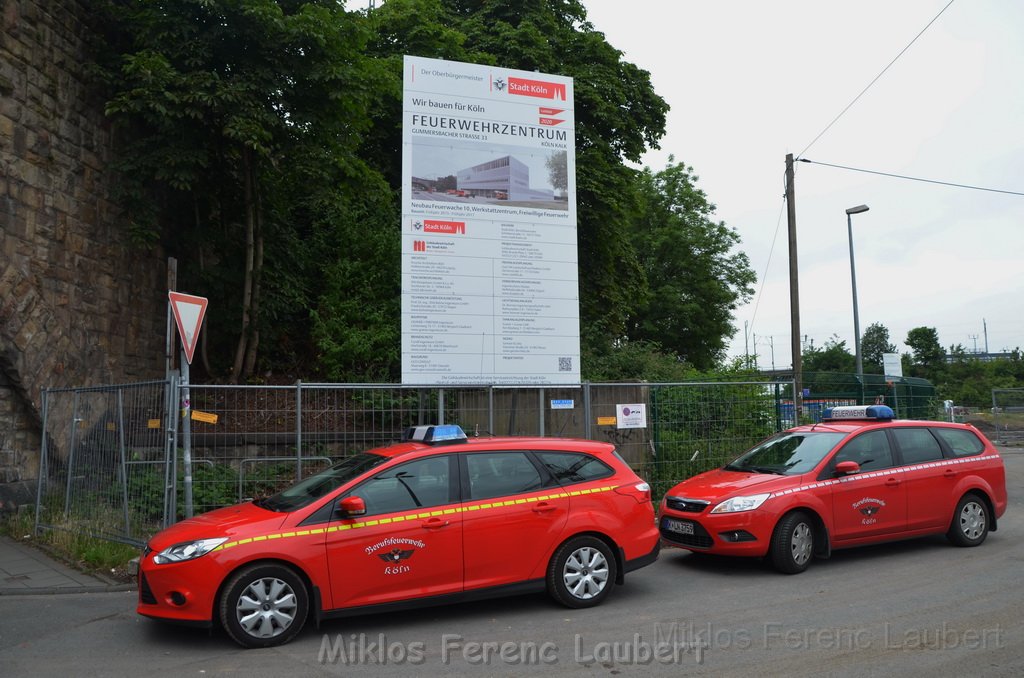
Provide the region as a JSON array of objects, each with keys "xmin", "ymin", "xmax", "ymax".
[
  {"xmin": 797, "ymin": 0, "xmax": 957, "ymax": 159},
  {"xmin": 746, "ymin": 193, "xmax": 788, "ymax": 339},
  {"xmin": 799, "ymin": 158, "xmax": 1024, "ymax": 197}
]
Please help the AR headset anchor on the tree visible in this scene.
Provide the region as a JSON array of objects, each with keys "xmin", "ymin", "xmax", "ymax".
[
  {"xmin": 803, "ymin": 336, "xmax": 855, "ymax": 373},
  {"xmin": 624, "ymin": 160, "xmax": 755, "ymax": 370},
  {"xmin": 861, "ymin": 322, "xmax": 897, "ymax": 372},
  {"xmin": 99, "ymin": 0, "xmax": 387, "ymax": 381},
  {"xmin": 100, "ymin": 0, "xmax": 750, "ymax": 383},
  {"xmin": 583, "ymin": 340, "xmax": 699, "ymax": 382},
  {"xmin": 905, "ymin": 327, "xmax": 945, "ymax": 375}
]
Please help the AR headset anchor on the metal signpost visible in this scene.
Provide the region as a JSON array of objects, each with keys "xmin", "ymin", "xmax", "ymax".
[{"xmin": 168, "ymin": 291, "xmax": 208, "ymax": 518}]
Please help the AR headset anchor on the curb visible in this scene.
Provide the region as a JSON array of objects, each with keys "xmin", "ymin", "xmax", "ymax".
[{"xmin": 0, "ymin": 583, "xmax": 137, "ymax": 596}]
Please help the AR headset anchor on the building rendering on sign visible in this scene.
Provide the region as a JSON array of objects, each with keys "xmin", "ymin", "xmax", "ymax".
[{"xmin": 457, "ymin": 155, "xmax": 554, "ymax": 201}]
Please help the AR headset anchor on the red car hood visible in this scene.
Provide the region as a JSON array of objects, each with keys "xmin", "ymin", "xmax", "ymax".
[
  {"xmin": 667, "ymin": 468, "xmax": 797, "ymax": 500},
  {"xmin": 147, "ymin": 502, "xmax": 288, "ymax": 550}
]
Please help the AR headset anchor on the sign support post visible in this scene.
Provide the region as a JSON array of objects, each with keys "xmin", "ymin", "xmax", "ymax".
[
  {"xmin": 168, "ymin": 291, "xmax": 208, "ymax": 520},
  {"xmin": 180, "ymin": 352, "xmax": 193, "ymax": 518}
]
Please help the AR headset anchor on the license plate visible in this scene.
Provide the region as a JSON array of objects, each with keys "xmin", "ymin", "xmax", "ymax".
[{"xmin": 664, "ymin": 518, "xmax": 694, "ymax": 535}]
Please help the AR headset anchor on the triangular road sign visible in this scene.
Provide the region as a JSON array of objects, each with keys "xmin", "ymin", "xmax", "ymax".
[{"xmin": 169, "ymin": 291, "xmax": 208, "ymax": 365}]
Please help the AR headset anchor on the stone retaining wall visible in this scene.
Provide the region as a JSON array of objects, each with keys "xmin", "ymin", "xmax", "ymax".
[{"xmin": 0, "ymin": 0, "xmax": 167, "ymax": 497}]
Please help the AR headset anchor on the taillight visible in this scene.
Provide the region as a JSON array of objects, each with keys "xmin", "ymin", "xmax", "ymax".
[{"xmin": 615, "ymin": 482, "xmax": 652, "ymax": 504}]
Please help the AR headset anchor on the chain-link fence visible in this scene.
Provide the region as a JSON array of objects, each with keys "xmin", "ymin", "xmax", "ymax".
[
  {"xmin": 992, "ymin": 388, "xmax": 1024, "ymax": 446},
  {"xmin": 35, "ymin": 374, "xmax": 944, "ymax": 546},
  {"xmin": 799, "ymin": 372, "xmax": 939, "ymax": 421}
]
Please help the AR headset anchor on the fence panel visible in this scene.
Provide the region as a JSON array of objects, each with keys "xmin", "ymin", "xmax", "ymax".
[
  {"xmin": 35, "ymin": 380, "xmax": 172, "ymax": 547},
  {"xmin": 449, "ymin": 385, "xmax": 587, "ymax": 438},
  {"xmin": 800, "ymin": 372, "xmax": 937, "ymax": 421},
  {"xmin": 600, "ymin": 381, "xmax": 786, "ymax": 498},
  {"xmin": 184, "ymin": 384, "xmax": 329, "ymax": 517},
  {"xmin": 992, "ymin": 388, "xmax": 1024, "ymax": 446}
]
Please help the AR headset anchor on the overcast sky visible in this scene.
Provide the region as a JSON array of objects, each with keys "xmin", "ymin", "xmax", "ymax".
[{"xmin": 581, "ymin": 0, "xmax": 1024, "ymax": 368}]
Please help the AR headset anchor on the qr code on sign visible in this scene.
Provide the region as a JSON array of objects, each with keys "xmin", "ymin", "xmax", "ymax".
[{"xmin": 558, "ymin": 357, "xmax": 572, "ymax": 372}]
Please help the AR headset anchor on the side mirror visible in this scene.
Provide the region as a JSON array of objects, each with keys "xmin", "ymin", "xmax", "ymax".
[
  {"xmin": 835, "ymin": 460, "xmax": 861, "ymax": 476},
  {"xmin": 337, "ymin": 496, "xmax": 366, "ymax": 517}
]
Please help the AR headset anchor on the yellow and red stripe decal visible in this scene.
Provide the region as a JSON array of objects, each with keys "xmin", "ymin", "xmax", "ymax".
[
  {"xmin": 768, "ymin": 455, "xmax": 995, "ymax": 498},
  {"xmin": 213, "ymin": 485, "xmax": 618, "ymax": 552}
]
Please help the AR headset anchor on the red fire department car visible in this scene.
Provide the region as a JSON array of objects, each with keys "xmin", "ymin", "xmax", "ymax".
[
  {"xmin": 138, "ymin": 425, "xmax": 659, "ymax": 647},
  {"xmin": 659, "ymin": 405, "xmax": 1007, "ymax": 574}
]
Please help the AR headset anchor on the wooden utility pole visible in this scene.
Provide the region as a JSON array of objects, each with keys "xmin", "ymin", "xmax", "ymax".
[
  {"xmin": 785, "ymin": 154, "xmax": 803, "ymax": 421},
  {"xmin": 165, "ymin": 257, "xmax": 177, "ymax": 376}
]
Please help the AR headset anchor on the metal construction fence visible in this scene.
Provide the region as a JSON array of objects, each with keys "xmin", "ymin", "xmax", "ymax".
[
  {"xmin": 34, "ymin": 380, "xmax": 176, "ymax": 547},
  {"xmin": 992, "ymin": 388, "xmax": 1024, "ymax": 445},
  {"xmin": 34, "ymin": 373, "xmax": 941, "ymax": 546}
]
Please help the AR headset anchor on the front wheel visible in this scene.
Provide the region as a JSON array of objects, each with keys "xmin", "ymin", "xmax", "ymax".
[
  {"xmin": 219, "ymin": 563, "xmax": 309, "ymax": 648},
  {"xmin": 770, "ymin": 511, "xmax": 814, "ymax": 574},
  {"xmin": 947, "ymin": 493, "xmax": 989, "ymax": 547},
  {"xmin": 547, "ymin": 536, "xmax": 617, "ymax": 608}
]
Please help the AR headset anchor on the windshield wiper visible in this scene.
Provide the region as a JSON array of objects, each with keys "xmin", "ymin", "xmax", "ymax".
[{"xmin": 746, "ymin": 465, "xmax": 786, "ymax": 475}]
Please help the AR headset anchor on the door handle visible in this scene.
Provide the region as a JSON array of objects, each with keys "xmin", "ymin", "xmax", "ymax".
[
  {"xmin": 943, "ymin": 469, "xmax": 958, "ymax": 478},
  {"xmin": 885, "ymin": 477, "xmax": 901, "ymax": 486},
  {"xmin": 421, "ymin": 518, "xmax": 449, "ymax": 530},
  {"xmin": 532, "ymin": 502, "xmax": 557, "ymax": 514}
]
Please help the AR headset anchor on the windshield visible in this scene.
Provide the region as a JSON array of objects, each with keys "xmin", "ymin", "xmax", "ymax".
[
  {"xmin": 724, "ymin": 432, "xmax": 846, "ymax": 476},
  {"xmin": 255, "ymin": 453, "xmax": 389, "ymax": 512}
]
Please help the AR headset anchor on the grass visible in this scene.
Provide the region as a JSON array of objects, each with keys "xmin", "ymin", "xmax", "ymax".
[{"xmin": 0, "ymin": 508, "xmax": 140, "ymax": 582}]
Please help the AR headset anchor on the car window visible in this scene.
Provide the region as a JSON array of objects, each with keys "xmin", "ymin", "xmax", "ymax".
[
  {"xmin": 932, "ymin": 427, "xmax": 985, "ymax": 457},
  {"xmin": 466, "ymin": 452, "xmax": 544, "ymax": 500},
  {"xmin": 344, "ymin": 456, "xmax": 451, "ymax": 516},
  {"xmin": 259, "ymin": 452, "xmax": 389, "ymax": 512},
  {"xmin": 536, "ymin": 451, "xmax": 614, "ymax": 485},
  {"xmin": 725, "ymin": 432, "xmax": 846, "ymax": 476},
  {"xmin": 833, "ymin": 430, "xmax": 894, "ymax": 472},
  {"xmin": 892, "ymin": 428, "xmax": 944, "ymax": 464}
]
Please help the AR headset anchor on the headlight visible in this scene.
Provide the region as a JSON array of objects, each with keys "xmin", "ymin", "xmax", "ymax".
[
  {"xmin": 710, "ymin": 493, "xmax": 770, "ymax": 514},
  {"xmin": 152, "ymin": 537, "xmax": 228, "ymax": 564}
]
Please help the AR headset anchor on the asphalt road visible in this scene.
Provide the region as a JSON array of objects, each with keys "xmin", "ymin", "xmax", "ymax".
[{"xmin": 2, "ymin": 450, "xmax": 1022, "ymax": 677}]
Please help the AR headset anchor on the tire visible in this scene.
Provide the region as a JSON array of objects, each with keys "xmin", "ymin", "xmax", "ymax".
[
  {"xmin": 219, "ymin": 563, "xmax": 309, "ymax": 648},
  {"xmin": 769, "ymin": 511, "xmax": 815, "ymax": 574},
  {"xmin": 547, "ymin": 536, "xmax": 617, "ymax": 608},
  {"xmin": 947, "ymin": 493, "xmax": 989, "ymax": 547}
]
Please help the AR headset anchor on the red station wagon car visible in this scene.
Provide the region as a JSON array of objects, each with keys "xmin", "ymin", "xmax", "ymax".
[
  {"xmin": 138, "ymin": 425, "xmax": 659, "ymax": 647},
  {"xmin": 659, "ymin": 405, "xmax": 1007, "ymax": 574}
]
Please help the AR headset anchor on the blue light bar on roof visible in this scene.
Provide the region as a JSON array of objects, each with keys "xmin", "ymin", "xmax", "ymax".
[
  {"xmin": 822, "ymin": 405, "xmax": 895, "ymax": 421},
  {"xmin": 403, "ymin": 424, "xmax": 468, "ymax": 443}
]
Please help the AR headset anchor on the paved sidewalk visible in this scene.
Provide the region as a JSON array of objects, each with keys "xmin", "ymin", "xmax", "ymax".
[{"xmin": 0, "ymin": 535, "xmax": 135, "ymax": 595}]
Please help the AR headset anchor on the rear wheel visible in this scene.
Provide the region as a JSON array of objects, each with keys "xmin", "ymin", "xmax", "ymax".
[
  {"xmin": 770, "ymin": 511, "xmax": 814, "ymax": 574},
  {"xmin": 947, "ymin": 493, "xmax": 989, "ymax": 547},
  {"xmin": 547, "ymin": 536, "xmax": 617, "ymax": 608},
  {"xmin": 219, "ymin": 563, "xmax": 308, "ymax": 648}
]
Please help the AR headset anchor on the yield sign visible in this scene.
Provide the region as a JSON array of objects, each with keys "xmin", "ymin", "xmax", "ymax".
[{"xmin": 169, "ymin": 291, "xmax": 208, "ymax": 365}]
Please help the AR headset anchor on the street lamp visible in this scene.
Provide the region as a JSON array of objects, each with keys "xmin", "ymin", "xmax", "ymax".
[{"xmin": 846, "ymin": 204, "xmax": 869, "ymax": 380}]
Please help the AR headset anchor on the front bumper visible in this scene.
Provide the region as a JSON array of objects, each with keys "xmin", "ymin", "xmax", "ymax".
[
  {"xmin": 658, "ymin": 510, "xmax": 773, "ymax": 557},
  {"xmin": 136, "ymin": 552, "xmax": 225, "ymax": 625}
]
